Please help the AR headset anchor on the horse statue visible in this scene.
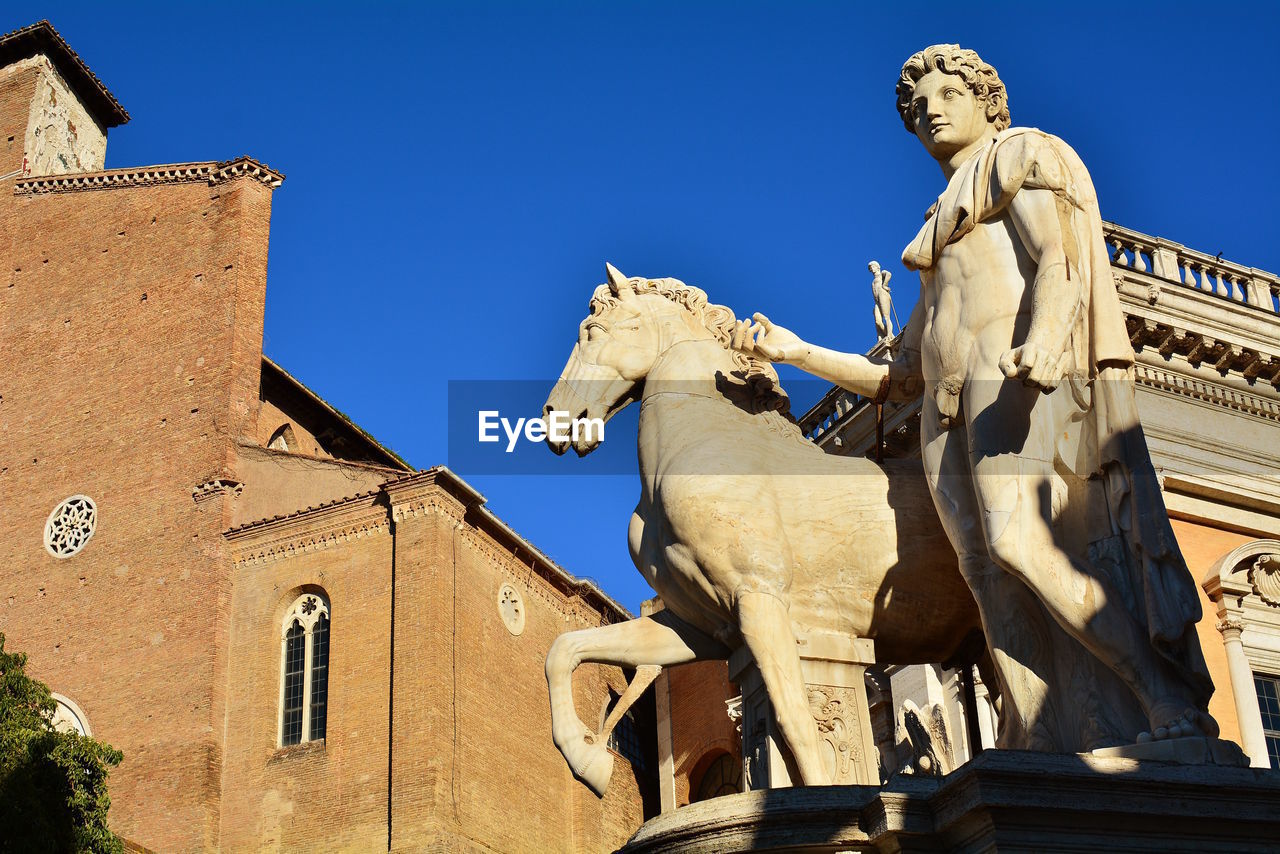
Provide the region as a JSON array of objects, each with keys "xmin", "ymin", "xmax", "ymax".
[{"xmin": 542, "ymin": 264, "xmax": 982, "ymax": 795}]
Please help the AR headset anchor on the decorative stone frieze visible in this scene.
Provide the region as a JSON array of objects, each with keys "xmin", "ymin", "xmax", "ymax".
[
  {"xmin": 225, "ymin": 490, "xmax": 388, "ymax": 568},
  {"xmin": 14, "ymin": 156, "xmax": 284, "ymax": 195},
  {"xmin": 391, "ymin": 492, "xmax": 467, "ymax": 524},
  {"xmin": 192, "ymin": 477, "xmax": 243, "ymax": 504}
]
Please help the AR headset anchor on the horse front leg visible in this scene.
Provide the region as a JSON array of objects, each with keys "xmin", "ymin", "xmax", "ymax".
[
  {"xmin": 545, "ymin": 611, "xmax": 727, "ymax": 796},
  {"xmin": 736, "ymin": 588, "xmax": 829, "ymax": 786}
]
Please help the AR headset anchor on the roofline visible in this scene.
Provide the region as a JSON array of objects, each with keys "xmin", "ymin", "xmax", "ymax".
[
  {"xmin": 226, "ymin": 463, "xmax": 633, "ymax": 623},
  {"xmin": 385, "ymin": 466, "xmax": 633, "ymax": 622},
  {"xmin": 261, "ymin": 356, "xmax": 413, "ymax": 471},
  {"xmin": 14, "ymin": 157, "xmax": 284, "ymax": 195},
  {"xmin": 0, "ymin": 20, "xmax": 128, "ymax": 126},
  {"xmin": 440, "ymin": 465, "xmax": 632, "ymax": 622}
]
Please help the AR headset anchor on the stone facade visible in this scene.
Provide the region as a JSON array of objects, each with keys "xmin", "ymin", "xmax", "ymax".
[{"xmin": 0, "ymin": 22, "xmax": 654, "ymax": 852}]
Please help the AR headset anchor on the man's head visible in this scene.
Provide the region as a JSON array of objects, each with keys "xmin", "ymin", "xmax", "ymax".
[{"xmin": 895, "ymin": 45, "xmax": 1010, "ymax": 136}]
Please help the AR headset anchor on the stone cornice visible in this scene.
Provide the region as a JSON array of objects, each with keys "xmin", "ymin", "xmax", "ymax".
[
  {"xmin": 1134, "ymin": 363, "xmax": 1280, "ymax": 423},
  {"xmin": 192, "ymin": 477, "xmax": 243, "ymax": 504},
  {"xmin": 383, "ymin": 467, "xmax": 481, "ymax": 523},
  {"xmin": 13, "ymin": 156, "xmax": 284, "ymax": 195},
  {"xmin": 225, "ymin": 489, "xmax": 389, "ymax": 568}
]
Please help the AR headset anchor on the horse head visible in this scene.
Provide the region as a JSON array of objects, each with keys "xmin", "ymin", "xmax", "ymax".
[
  {"xmin": 544, "ymin": 263, "xmax": 702, "ymax": 455},
  {"xmin": 544, "ymin": 263, "xmax": 795, "ymax": 456}
]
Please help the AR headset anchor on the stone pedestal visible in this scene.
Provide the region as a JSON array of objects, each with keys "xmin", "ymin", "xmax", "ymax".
[
  {"xmin": 619, "ymin": 750, "xmax": 1280, "ymax": 853},
  {"xmin": 1091, "ymin": 734, "xmax": 1249, "ymax": 765},
  {"xmin": 728, "ymin": 631, "xmax": 879, "ymax": 789}
]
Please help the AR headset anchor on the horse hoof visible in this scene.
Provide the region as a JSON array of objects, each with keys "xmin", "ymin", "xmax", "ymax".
[
  {"xmin": 563, "ymin": 739, "xmax": 614, "ymax": 797},
  {"xmin": 577, "ymin": 746, "xmax": 615, "ymax": 797}
]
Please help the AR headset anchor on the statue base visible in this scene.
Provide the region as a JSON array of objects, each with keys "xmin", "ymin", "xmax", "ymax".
[
  {"xmin": 729, "ymin": 632, "xmax": 879, "ymax": 788},
  {"xmin": 619, "ymin": 750, "xmax": 1280, "ymax": 853},
  {"xmin": 1090, "ymin": 734, "xmax": 1248, "ymax": 765}
]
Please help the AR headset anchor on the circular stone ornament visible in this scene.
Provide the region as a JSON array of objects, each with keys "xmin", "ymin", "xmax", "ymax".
[
  {"xmin": 498, "ymin": 583, "xmax": 526, "ymax": 636},
  {"xmin": 44, "ymin": 495, "xmax": 97, "ymax": 559}
]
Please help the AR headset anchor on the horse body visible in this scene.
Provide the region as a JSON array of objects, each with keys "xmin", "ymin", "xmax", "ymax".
[
  {"xmin": 543, "ymin": 268, "xmax": 978, "ymax": 795},
  {"xmin": 629, "ymin": 368, "xmax": 973, "ymax": 664}
]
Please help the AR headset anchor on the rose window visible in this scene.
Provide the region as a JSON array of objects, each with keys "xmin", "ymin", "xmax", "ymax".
[
  {"xmin": 44, "ymin": 495, "xmax": 97, "ymax": 558},
  {"xmin": 498, "ymin": 584, "xmax": 526, "ymax": 636}
]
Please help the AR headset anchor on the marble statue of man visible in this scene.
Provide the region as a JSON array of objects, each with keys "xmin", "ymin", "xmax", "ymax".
[
  {"xmin": 735, "ymin": 45, "xmax": 1216, "ymax": 751},
  {"xmin": 869, "ymin": 260, "xmax": 895, "ymax": 343}
]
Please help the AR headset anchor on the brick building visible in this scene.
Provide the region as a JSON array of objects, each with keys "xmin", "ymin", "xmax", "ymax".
[{"xmin": 0, "ymin": 21, "xmax": 688, "ymax": 851}]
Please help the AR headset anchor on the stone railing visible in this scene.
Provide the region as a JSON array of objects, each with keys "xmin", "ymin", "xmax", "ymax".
[
  {"xmin": 797, "ymin": 388, "xmax": 856, "ymax": 442},
  {"xmin": 799, "ymin": 223, "xmax": 1280, "ymax": 443},
  {"xmin": 1103, "ymin": 222, "xmax": 1280, "ymax": 313}
]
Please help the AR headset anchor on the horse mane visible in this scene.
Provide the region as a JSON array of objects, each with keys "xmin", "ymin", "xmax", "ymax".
[{"xmin": 588, "ymin": 277, "xmax": 804, "ymax": 435}]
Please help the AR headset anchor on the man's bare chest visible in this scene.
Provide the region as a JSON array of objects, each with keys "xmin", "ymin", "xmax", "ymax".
[{"xmin": 920, "ymin": 217, "xmax": 1035, "ymax": 315}]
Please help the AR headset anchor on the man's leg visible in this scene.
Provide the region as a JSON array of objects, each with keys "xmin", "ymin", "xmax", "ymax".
[
  {"xmin": 921, "ymin": 402, "xmax": 1059, "ymax": 750},
  {"xmin": 965, "ymin": 376, "xmax": 1211, "ymax": 739}
]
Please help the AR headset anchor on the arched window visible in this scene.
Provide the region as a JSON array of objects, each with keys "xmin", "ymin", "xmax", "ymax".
[
  {"xmin": 49, "ymin": 693, "xmax": 92, "ymax": 737},
  {"xmin": 692, "ymin": 751, "xmax": 740, "ymax": 802},
  {"xmin": 268, "ymin": 424, "xmax": 296, "ymax": 452},
  {"xmin": 279, "ymin": 593, "xmax": 330, "ymax": 746}
]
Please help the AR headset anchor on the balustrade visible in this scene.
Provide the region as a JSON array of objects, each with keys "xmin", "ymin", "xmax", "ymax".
[
  {"xmin": 801, "ymin": 224, "xmax": 1279, "ymax": 441},
  {"xmin": 1104, "ymin": 222, "xmax": 1279, "ymax": 313}
]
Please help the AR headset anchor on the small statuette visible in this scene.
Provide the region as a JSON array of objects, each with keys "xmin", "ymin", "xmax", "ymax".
[{"xmin": 869, "ymin": 260, "xmax": 896, "ymax": 345}]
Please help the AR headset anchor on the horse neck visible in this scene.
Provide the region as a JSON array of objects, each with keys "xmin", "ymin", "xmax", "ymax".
[{"xmin": 640, "ymin": 336, "xmax": 741, "ymax": 405}]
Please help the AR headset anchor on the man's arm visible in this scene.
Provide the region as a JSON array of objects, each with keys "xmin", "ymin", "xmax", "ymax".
[
  {"xmin": 734, "ymin": 303, "xmax": 924, "ymax": 402},
  {"xmin": 999, "ymin": 186, "xmax": 1083, "ymax": 390}
]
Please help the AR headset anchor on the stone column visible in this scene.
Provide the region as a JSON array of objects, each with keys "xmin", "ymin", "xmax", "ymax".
[
  {"xmin": 1217, "ymin": 617, "xmax": 1271, "ymax": 768},
  {"xmin": 729, "ymin": 632, "xmax": 879, "ymax": 788},
  {"xmin": 972, "ymin": 670, "xmax": 998, "ymax": 751},
  {"xmin": 653, "ymin": 668, "xmax": 677, "ymax": 812}
]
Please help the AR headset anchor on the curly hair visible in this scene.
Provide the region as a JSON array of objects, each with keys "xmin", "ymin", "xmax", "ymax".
[{"xmin": 895, "ymin": 44, "xmax": 1010, "ymax": 134}]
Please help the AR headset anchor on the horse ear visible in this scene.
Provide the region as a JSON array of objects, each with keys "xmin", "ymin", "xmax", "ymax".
[{"xmin": 605, "ymin": 262, "xmax": 628, "ymax": 297}]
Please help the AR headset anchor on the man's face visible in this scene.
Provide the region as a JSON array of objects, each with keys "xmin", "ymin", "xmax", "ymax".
[{"xmin": 908, "ymin": 69, "xmax": 991, "ymax": 161}]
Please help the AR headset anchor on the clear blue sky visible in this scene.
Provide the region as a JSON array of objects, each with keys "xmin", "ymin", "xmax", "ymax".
[{"xmin": 11, "ymin": 3, "xmax": 1279, "ymax": 612}]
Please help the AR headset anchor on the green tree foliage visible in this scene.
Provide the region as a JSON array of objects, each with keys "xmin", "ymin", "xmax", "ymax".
[{"xmin": 0, "ymin": 633, "xmax": 123, "ymax": 853}]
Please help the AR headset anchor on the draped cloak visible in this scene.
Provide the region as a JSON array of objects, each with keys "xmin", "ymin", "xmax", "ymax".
[{"xmin": 900, "ymin": 128, "xmax": 1214, "ymax": 742}]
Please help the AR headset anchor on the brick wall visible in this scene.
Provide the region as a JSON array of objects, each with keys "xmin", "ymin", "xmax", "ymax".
[
  {"xmin": 0, "ymin": 58, "xmax": 40, "ymax": 174},
  {"xmin": 215, "ymin": 473, "xmax": 649, "ymax": 852},
  {"xmin": 0, "ymin": 171, "xmax": 275, "ymax": 849},
  {"xmin": 0, "ymin": 31, "xmax": 651, "ymax": 851},
  {"xmin": 220, "ymin": 492, "xmax": 394, "ymax": 851},
  {"xmin": 666, "ymin": 660, "xmax": 739, "ymax": 806}
]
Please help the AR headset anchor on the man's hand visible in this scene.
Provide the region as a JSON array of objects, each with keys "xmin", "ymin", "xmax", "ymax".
[
  {"xmin": 998, "ymin": 341, "xmax": 1070, "ymax": 391},
  {"xmin": 732, "ymin": 313, "xmax": 809, "ymax": 364}
]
